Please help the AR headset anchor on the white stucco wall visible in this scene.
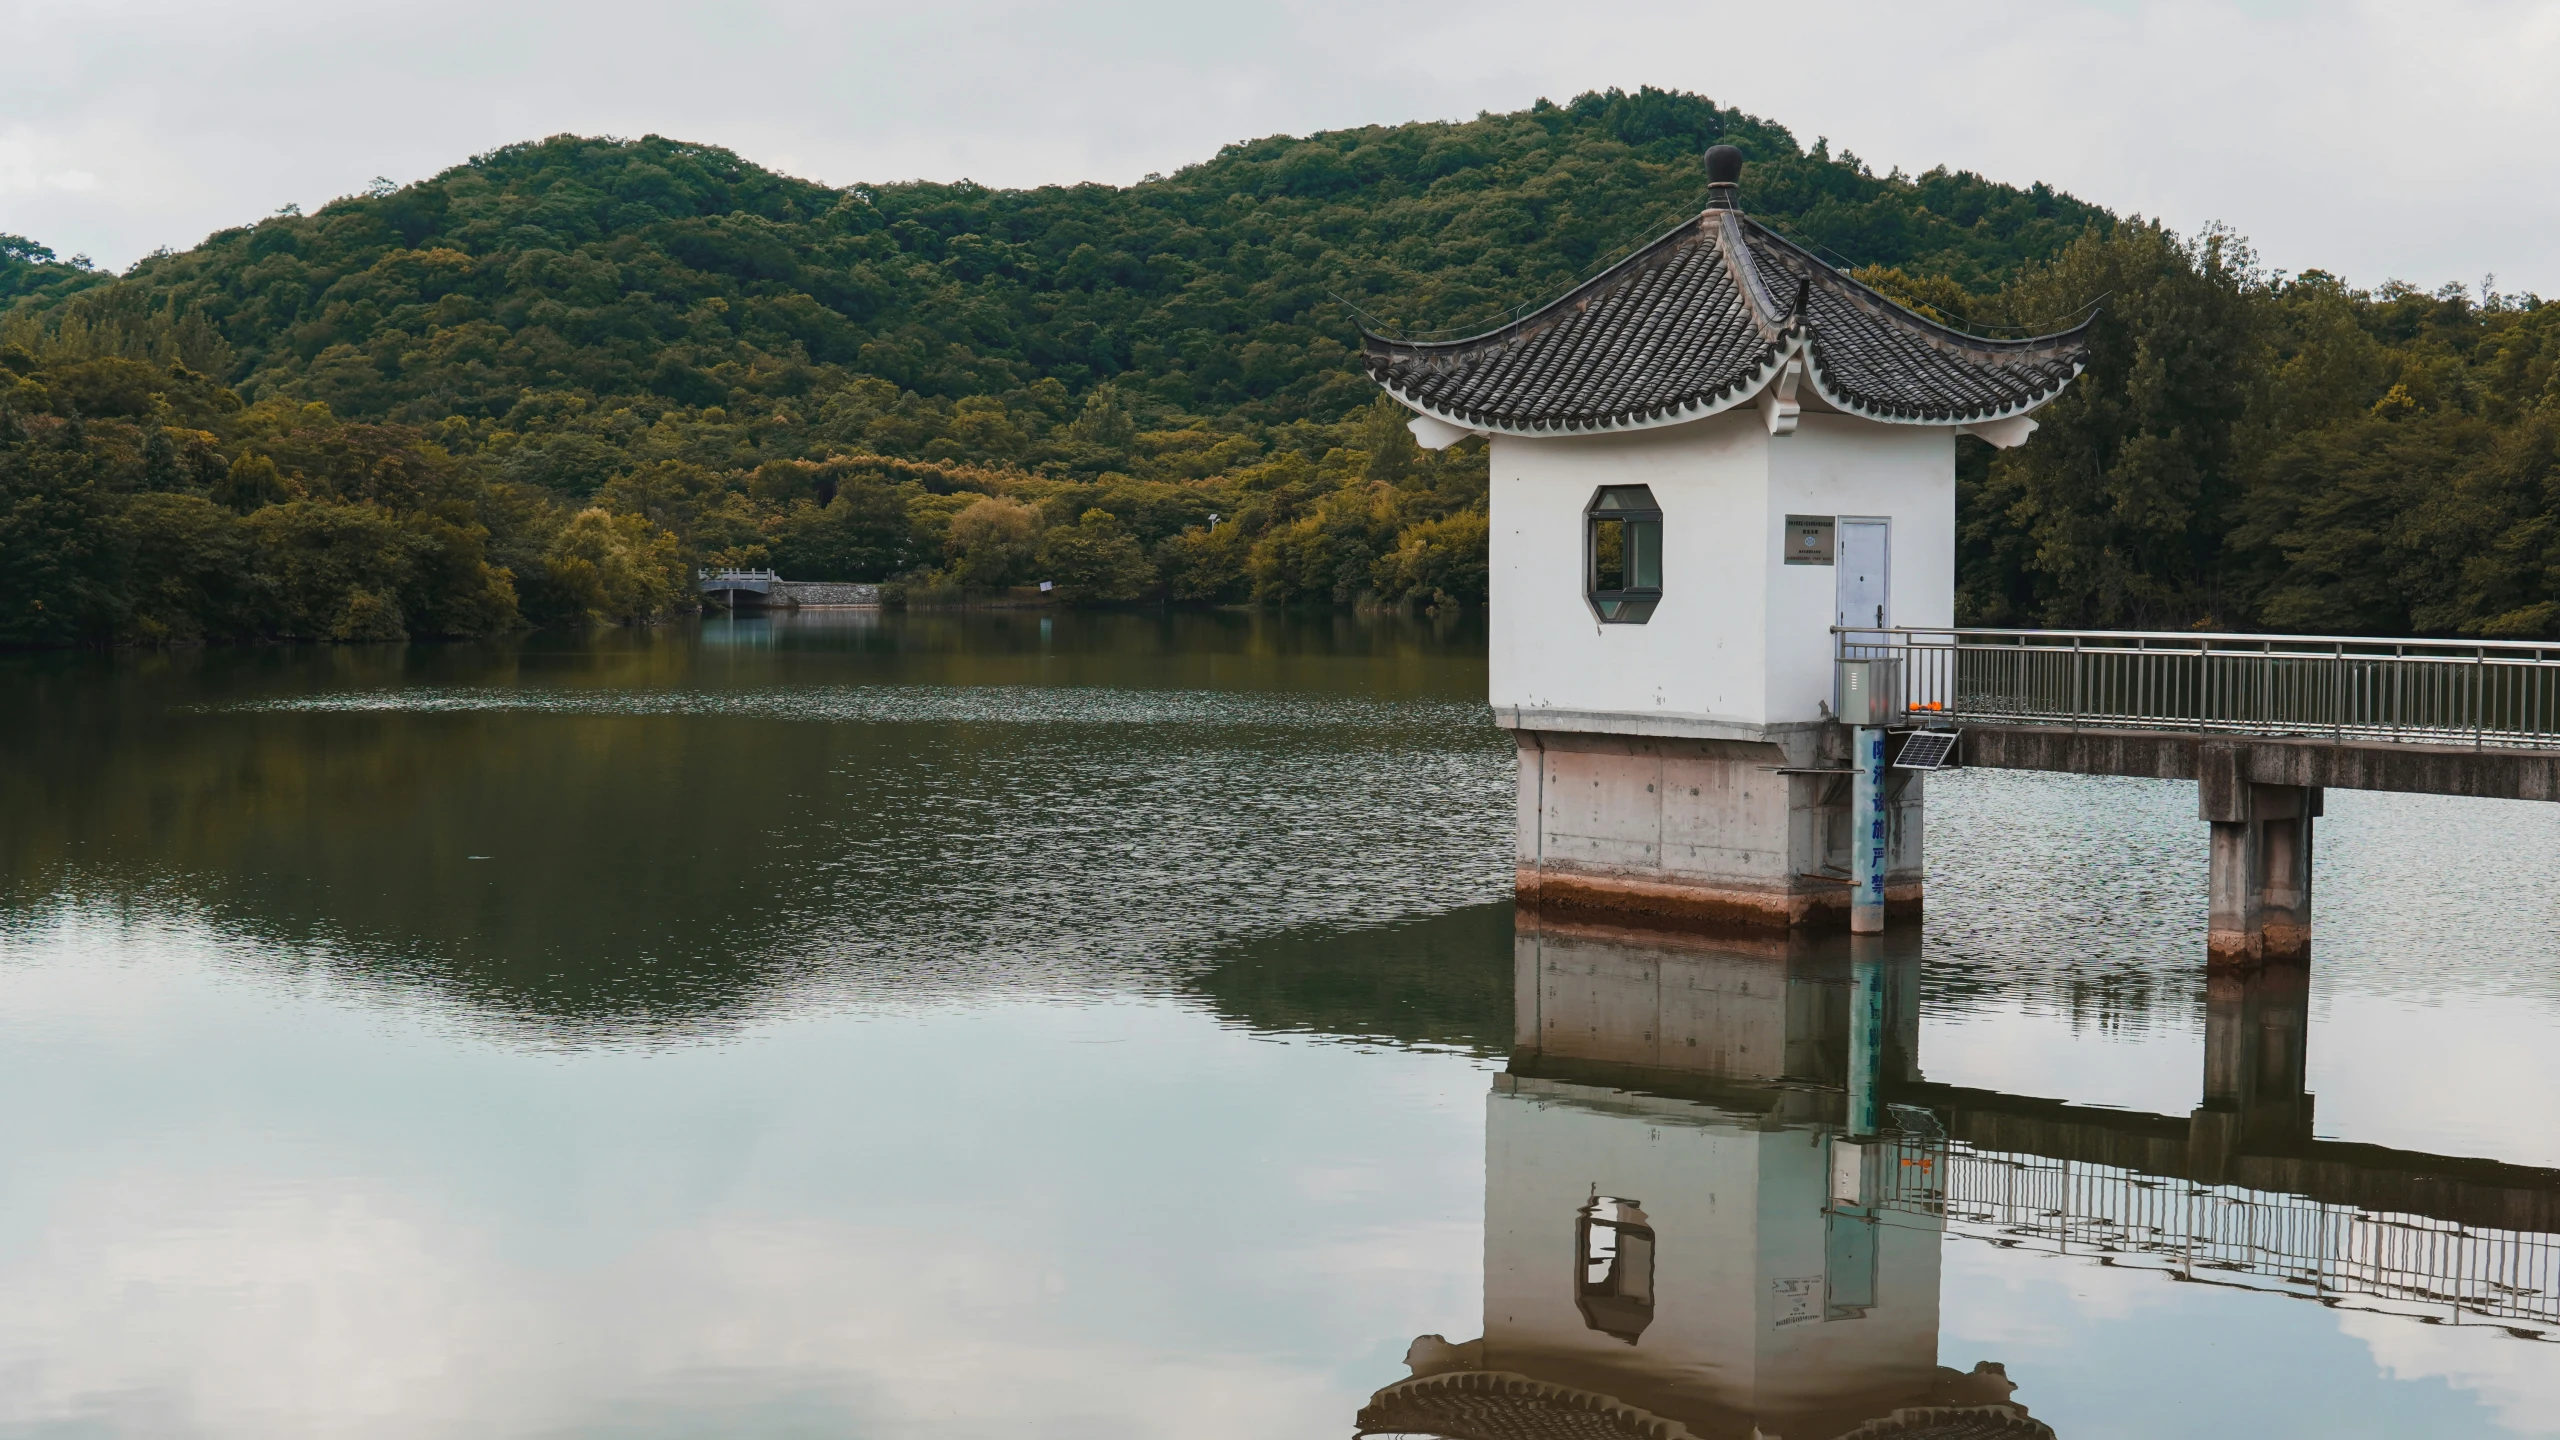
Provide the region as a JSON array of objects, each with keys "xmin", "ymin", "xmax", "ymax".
[
  {"xmin": 1481, "ymin": 1083, "xmax": 1942, "ymax": 1424},
  {"xmin": 1482, "ymin": 1087, "xmax": 1766, "ymax": 1412},
  {"xmin": 1488, "ymin": 412, "xmax": 1771, "ymax": 727},
  {"xmin": 1486, "ymin": 410, "xmax": 1956, "ymax": 732},
  {"xmin": 1763, "ymin": 416, "xmax": 1956, "ymax": 724}
]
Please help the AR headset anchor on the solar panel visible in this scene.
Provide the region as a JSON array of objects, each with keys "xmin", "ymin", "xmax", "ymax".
[{"xmin": 1894, "ymin": 731, "xmax": 1959, "ymax": 771}]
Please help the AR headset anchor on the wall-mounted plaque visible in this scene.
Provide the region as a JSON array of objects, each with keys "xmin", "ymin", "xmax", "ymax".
[{"xmin": 1783, "ymin": 514, "xmax": 1835, "ymax": 565}]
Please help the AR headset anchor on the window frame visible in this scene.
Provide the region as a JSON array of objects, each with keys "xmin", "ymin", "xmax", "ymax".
[
  {"xmin": 1574, "ymin": 1195, "xmax": 1657, "ymax": 1343},
  {"xmin": 1585, "ymin": 485, "xmax": 1664, "ymax": 624}
]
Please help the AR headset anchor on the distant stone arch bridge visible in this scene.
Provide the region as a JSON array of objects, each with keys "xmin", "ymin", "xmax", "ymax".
[{"xmin": 697, "ymin": 570, "xmax": 879, "ymax": 609}]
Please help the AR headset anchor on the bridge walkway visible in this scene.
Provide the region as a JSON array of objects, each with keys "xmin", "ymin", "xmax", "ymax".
[{"xmin": 1844, "ymin": 626, "xmax": 2560, "ymax": 960}]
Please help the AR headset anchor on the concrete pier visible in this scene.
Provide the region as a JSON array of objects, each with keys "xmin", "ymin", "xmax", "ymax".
[
  {"xmin": 2201, "ymin": 751, "xmax": 2319, "ymax": 963},
  {"xmin": 1508, "ymin": 726, "xmax": 1922, "ymax": 931}
]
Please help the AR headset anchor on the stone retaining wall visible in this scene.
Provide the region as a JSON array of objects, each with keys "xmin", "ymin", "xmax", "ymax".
[{"xmin": 767, "ymin": 581, "xmax": 880, "ymax": 607}]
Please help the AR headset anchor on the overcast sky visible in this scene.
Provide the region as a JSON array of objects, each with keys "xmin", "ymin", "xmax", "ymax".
[{"xmin": 4, "ymin": 0, "xmax": 2555, "ymax": 293}]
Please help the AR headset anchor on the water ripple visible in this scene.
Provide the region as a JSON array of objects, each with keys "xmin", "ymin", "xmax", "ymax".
[{"xmin": 212, "ymin": 684, "xmax": 1494, "ymax": 731}]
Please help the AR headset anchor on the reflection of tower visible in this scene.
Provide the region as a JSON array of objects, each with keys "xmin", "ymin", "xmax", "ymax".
[{"xmin": 1360, "ymin": 914, "xmax": 2046, "ymax": 1440}]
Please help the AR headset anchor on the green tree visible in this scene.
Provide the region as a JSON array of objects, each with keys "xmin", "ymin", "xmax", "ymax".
[
  {"xmin": 768, "ymin": 481, "xmax": 914, "ymax": 579},
  {"xmin": 1968, "ymin": 222, "xmax": 2263, "ymax": 626},
  {"xmin": 0, "ymin": 410, "xmax": 116, "ymax": 644},
  {"xmin": 1035, "ymin": 508, "xmax": 1151, "ymax": 602},
  {"xmin": 11, "ymin": 94, "xmax": 2559, "ymax": 649},
  {"xmin": 535, "ymin": 507, "xmax": 686, "ymax": 623},
  {"xmin": 117, "ymin": 493, "xmax": 252, "ymax": 641},
  {"xmin": 945, "ymin": 495, "xmax": 1044, "ymax": 587},
  {"xmin": 1158, "ymin": 520, "xmax": 1252, "ymax": 602},
  {"xmin": 1374, "ymin": 509, "xmax": 1490, "ymax": 608},
  {"xmin": 242, "ymin": 500, "xmax": 417, "ymax": 640},
  {"xmin": 214, "ymin": 453, "xmax": 294, "ymax": 512},
  {"xmin": 1250, "ymin": 486, "xmax": 1400, "ymax": 604}
]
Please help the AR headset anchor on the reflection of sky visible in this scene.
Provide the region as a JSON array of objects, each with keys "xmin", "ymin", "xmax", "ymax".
[
  {"xmin": 14, "ymin": 898, "xmax": 2556, "ymax": 1438},
  {"xmin": 1915, "ymin": 991, "xmax": 2560, "ymax": 1169},
  {"xmin": 1925, "ymin": 769, "xmax": 2560, "ymax": 1167},
  {"xmin": 1940, "ymin": 1239, "xmax": 2544, "ymax": 1439},
  {"xmin": 0, "ymin": 911, "xmax": 1490, "ymax": 1438},
  {"xmin": 1906, "ymin": 771, "xmax": 2560, "ymax": 1435}
]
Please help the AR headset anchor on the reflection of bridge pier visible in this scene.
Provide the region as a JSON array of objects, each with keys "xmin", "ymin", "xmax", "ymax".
[{"xmin": 2192, "ymin": 958, "xmax": 2312, "ymax": 1179}]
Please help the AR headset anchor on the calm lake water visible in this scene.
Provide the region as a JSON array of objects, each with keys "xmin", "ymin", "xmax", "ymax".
[{"xmin": 4, "ymin": 610, "xmax": 2558, "ymax": 1439}]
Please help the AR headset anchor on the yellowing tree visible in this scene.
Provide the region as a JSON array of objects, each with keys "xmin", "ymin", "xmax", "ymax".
[{"xmin": 541, "ymin": 508, "xmax": 685, "ymax": 623}]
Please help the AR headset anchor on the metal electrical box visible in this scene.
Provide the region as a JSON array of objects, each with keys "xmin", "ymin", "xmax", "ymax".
[{"xmin": 1835, "ymin": 658, "xmax": 1901, "ymax": 726}]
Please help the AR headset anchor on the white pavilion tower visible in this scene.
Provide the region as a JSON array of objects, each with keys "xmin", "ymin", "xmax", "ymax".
[{"xmin": 1364, "ymin": 146, "xmax": 2089, "ymax": 929}]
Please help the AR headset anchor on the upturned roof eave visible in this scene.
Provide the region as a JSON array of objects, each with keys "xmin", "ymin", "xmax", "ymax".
[
  {"xmin": 1374, "ymin": 337, "xmax": 2086, "ymax": 438},
  {"xmin": 1373, "ymin": 338, "xmax": 1792, "ymax": 438},
  {"xmin": 1795, "ymin": 349, "xmax": 2089, "ymax": 429},
  {"xmin": 1741, "ymin": 218, "xmax": 2096, "ymax": 357}
]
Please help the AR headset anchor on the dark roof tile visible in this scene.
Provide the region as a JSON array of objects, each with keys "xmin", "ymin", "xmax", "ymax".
[{"xmin": 1363, "ymin": 212, "xmax": 2087, "ymax": 434}]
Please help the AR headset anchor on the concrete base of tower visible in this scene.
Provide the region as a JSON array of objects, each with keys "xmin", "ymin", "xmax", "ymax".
[{"xmin": 1506, "ymin": 722, "xmax": 1922, "ymax": 931}]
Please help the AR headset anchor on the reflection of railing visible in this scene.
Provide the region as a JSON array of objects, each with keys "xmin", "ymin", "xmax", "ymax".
[
  {"xmin": 1836, "ymin": 626, "xmax": 2560, "ymax": 750},
  {"xmin": 1884, "ymin": 1144, "xmax": 2560, "ymax": 1333}
]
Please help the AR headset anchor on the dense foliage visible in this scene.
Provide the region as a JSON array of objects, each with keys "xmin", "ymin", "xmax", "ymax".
[
  {"xmin": 5, "ymin": 85, "xmax": 2550, "ymax": 646},
  {"xmin": 1956, "ymin": 230, "xmax": 2560, "ymax": 632}
]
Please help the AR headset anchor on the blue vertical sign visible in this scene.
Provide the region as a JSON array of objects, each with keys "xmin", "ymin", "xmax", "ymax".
[
  {"xmin": 1847, "ymin": 944, "xmax": 1886, "ymax": 1137},
  {"xmin": 1851, "ymin": 726, "xmax": 1886, "ymax": 933}
]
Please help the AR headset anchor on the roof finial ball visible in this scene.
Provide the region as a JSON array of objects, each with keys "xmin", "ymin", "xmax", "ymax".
[{"xmin": 1703, "ymin": 144, "xmax": 1744, "ymax": 210}]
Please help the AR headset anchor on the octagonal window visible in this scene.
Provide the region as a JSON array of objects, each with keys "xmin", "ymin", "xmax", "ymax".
[{"xmin": 1588, "ymin": 485, "xmax": 1662, "ymax": 623}]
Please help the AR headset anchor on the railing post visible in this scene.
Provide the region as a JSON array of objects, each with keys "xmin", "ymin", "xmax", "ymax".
[
  {"xmin": 2073, "ymin": 634, "xmax": 2084, "ymax": 732},
  {"xmin": 2478, "ymin": 646, "xmax": 2487, "ymax": 750},
  {"xmin": 2394, "ymin": 643, "xmax": 2404, "ymax": 743}
]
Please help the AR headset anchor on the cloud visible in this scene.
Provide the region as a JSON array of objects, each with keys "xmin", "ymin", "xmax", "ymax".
[
  {"xmin": 2340, "ymin": 1309, "xmax": 2560, "ymax": 1435},
  {"xmin": 0, "ymin": 0, "xmax": 2554, "ymax": 288},
  {"xmin": 0, "ymin": 907, "xmax": 1490, "ymax": 1437},
  {"xmin": 0, "ymin": 129, "xmax": 102, "ymax": 196}
]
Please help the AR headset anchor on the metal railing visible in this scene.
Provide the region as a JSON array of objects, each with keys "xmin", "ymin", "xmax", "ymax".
[
  {"xmin": 1883, "ymin": 1143, "xmax": 2560, "ymax": 1333},
  {"xmin": 1837, "ymin": 626, "xmax": 2560, "ymax": 750}
]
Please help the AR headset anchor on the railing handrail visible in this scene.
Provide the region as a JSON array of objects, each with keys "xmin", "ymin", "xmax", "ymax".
[
  {"xmin": 1834, "ymin": 623, "xmax": 2560, "ymax": 660},
  {"xmin": 1830, "ymin": 624, "xmax": 2560, "ymax": 750}
]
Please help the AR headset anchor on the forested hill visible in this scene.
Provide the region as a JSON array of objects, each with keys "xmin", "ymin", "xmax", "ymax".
[
  {"xmin": 4, "ymin": 86, "xmax": 2557, "ymax": 649},
  {"xmin": 6, "ymin": 88, "xmax": 2102, "ymax": 437}
]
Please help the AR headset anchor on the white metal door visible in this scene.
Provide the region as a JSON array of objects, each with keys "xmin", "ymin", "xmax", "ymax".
[{"xmin": 1836, "ymin": 519, "xmax": 1890, "ymax": 638}]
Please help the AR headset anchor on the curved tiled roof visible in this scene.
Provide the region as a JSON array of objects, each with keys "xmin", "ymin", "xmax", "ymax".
[
  {"xmin": 1362, "ymin": 210, "xmax": 2088, "ymax": 436},
  {"xmin": 1353, "ymin": 1372, "xmax": 2059, "ymax": 1440},
  {"xmin": 1354, "ymin": 1371, "xmax": 1698, "ymax": 1440}
]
